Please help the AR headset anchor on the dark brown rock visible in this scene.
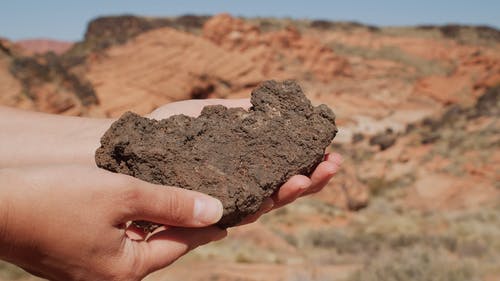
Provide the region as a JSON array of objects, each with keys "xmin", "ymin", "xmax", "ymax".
[
  {"xmin": 95, "ymin": 80, "xmax": 337, "ymax": 228},
  {"xmin": 369, "ymin": 128, "xmax": 397, "ymax": 151}
]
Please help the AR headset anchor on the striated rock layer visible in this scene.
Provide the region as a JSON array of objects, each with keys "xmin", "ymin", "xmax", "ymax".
[{"xmin": 95, "ymin": 80, "xmax": 337, "ymax": 227}]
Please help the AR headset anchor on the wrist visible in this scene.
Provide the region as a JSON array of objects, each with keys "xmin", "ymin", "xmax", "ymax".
[
  {"xmin": 72, "ymin": 117, "xmax": 114, "ymax": 165},
  {"xmin": 0, "ymin": 106, "xmax": 114, "ymax": 167},
  {"xmin": 1, "ymin": 115, "xmax": 114, "ymax": 167}
]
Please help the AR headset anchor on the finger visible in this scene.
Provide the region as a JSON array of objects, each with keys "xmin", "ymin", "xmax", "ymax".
[
  {"xmin": 149, "ymin": 99, "xmax": 252, "ymax": 119},
  {"xmin": 192, "ymin": 99, "xmax": 252, "ymax": 117},
  {"xmin": 125, "ymin": 224, "xmax": 149, "ymax": 241},
  {"xmin": 187, "ymin": 98, "xmax": 252, "ymax": 116},
  {"xmin": 118, "ymin": 180, "xmax": 223, "ymax": 228},
  {"xmin": 326, "ymin": 152, "xmax": 343, "ymax": 166},
  {"xmin": 207, "ymin": 98, "xmax": 252, "ymax": 109},
  {"xmin": 237, "ymin": 197, "xmax": 274, "ymax": 226},
  {"xmin": 124, "ymin": 222, "xmax": 170, "ymax": 240},
  {"xmin": 175, "ymin": 99, "xmax": 252, "ymax": 117},
  {"xmin": 140, "ymin": 226, "xmax": 227, "ymax": 274},
  {"xmin": 301, "ymin": 159, "xmax": 340, "ymax": 196},
  {"xmin": 272, "ymin": 175, "xmax": 311, "ymax": 209}
]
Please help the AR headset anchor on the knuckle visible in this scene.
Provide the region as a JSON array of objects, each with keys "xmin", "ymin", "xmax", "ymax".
[
  {"xmin": 322, "ymin": 162, "xmax": 338, "ymax": 176},
  {"xmin": 306, "ymin": 182, "xmax": 322, "ymax": 194},
  {"xmin": 120, "ymin": 186, "xmax": 144, "ymax": 204},
  {"xmin": 309, "ymin": 184, "xmax": 325, "ymax": 194},
  {"xmin": 115, "ymin": 186, "xmax": 144, "ymax": 218},
  {"xmin": 164, "ymin": 191, "xmax": 192, "ymax": 224},
  {"xmin": 114, "ymin": 174, "xmax": 137, "ymax": 189}
]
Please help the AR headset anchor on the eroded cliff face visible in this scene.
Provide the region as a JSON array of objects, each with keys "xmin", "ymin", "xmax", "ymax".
[
  {"xmin": 0, "ymin": 38, "xmax": 99, "ymax": 115},
  {"xmin": 3, "ymin": 14, "xmax": 498, "ymax": 118},
  {"xmin": 203, "ymin": 14, "xmax": 351, "ymax": 82},
  {"xmin": 0, "ymin": 39, "xmax": 31, "ymax": 110}
]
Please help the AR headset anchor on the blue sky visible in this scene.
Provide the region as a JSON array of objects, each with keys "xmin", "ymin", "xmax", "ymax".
[{"xmin": 1, "ymin": 0, "xmax": 499, "ymax": 41}]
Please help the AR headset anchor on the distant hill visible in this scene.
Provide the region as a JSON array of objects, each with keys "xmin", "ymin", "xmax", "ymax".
[{"xmin": 15, "ymin": 38, "xmax": 73, "ymax": 55}]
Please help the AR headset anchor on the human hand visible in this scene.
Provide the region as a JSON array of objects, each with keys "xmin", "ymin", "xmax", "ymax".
[
  {"xmin": 0, "ymin": 165, "xmax": 226, "ymax": 281},
  {"xmin": 148, "ymin": 99, "xmax": 342, "ymax": 225},
  {"xmin": 238, "ymin": 152, "xmax": 342, "ymax": 225},
  {"xmin": 147, "ymin": 98, "xmax": 252, "ymax": 119}
]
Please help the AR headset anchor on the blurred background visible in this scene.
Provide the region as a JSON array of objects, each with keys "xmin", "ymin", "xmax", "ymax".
[{"xmin": 0, "ymin": 1, "xmax": 499, "ymax": 280}]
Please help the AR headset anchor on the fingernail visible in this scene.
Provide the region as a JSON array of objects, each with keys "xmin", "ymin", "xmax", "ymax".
[
  {"xmin": 324, "ymin": 161, "xmax": 340, "ymax": 176},
  {"xmin": 328, "ymin": 153, "xmax": 343, "ymax": 166},
  {"xmin": 194, "ymin": 197, "xmax": 224, "ymax": 225}
]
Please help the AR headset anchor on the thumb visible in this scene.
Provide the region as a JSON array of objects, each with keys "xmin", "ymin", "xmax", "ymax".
[
  {"xmin": 119, "ymin": 180, "xmax": 224, "ymax": 227},
  {"xmin": 138, "ymin": 226, "xmax": 227, "ymax": 275}
]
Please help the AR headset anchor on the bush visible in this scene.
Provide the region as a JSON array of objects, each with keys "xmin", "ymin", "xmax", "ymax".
[{"xmin": 348, "ymin": 246, "xmax": 480, "ymax": 281}]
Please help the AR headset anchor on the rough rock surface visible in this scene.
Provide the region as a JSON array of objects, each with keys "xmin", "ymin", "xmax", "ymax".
[{"xmin": 95, "ymin": 80, "xmax": 337, "ymax": 227}]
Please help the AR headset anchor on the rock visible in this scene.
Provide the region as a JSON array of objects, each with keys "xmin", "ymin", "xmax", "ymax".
[
  {"xmin": 0, "ymin": 39, "xmax": 34, "ymax": 110},
  {"xmin": 83, "ymin": 15, "xmax": 171, "ymax": 50},
  {"xmin": 81, "ymin": 15, "xmax": 209, "ymax": 52},
  {"xmin": 86, "ymin": 26, "xmax": 264, "ymax": 117},
  {"xmin": 95, "ymin": 80, "xmax": 337, "ymax": 228},
  {"xmin": 351, "ymin": 132, "xmax": 365, "ymax": 144},
  {"xmin": 420, "ymin": 132, "xmax": 441, "ymax": 144},
  {"xmin": 15, "ymin": 39, "xmax": 73, "ymax": 55},
  {"xmin": 369, "ymin": 128, "xmax": 397, "ymax": 150},
  {"xmin": 9, "ymin": 52, "xmax": 98, "ymax": 114},
  {"xmin": 474, "ymin": 85, "xmax": 499, "ymax": 117},
  {"xmin": 203, "ymin": 14, "xmax": 351, "ymax": 82}
]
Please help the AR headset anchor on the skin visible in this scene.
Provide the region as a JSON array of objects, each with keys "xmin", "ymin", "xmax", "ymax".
[{"xmin": 0, "ymin": 99, "xmax": 341, "ymax": 281}]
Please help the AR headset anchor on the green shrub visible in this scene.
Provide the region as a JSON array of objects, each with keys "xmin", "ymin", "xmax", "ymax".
[{"xmin": 348, "ymin": 246, "xmax": 480, "ymax": 281}]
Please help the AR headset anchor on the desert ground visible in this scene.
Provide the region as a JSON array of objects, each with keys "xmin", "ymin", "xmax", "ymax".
[{"xmin": 0, "ymin": 14, "xmax": 499, "ymax": 281}]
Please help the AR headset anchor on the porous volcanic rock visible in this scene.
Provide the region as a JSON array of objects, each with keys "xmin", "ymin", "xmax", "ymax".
[{"xmin": 95, "ymin": 80, "xmax": 337, "ymax": 227}]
